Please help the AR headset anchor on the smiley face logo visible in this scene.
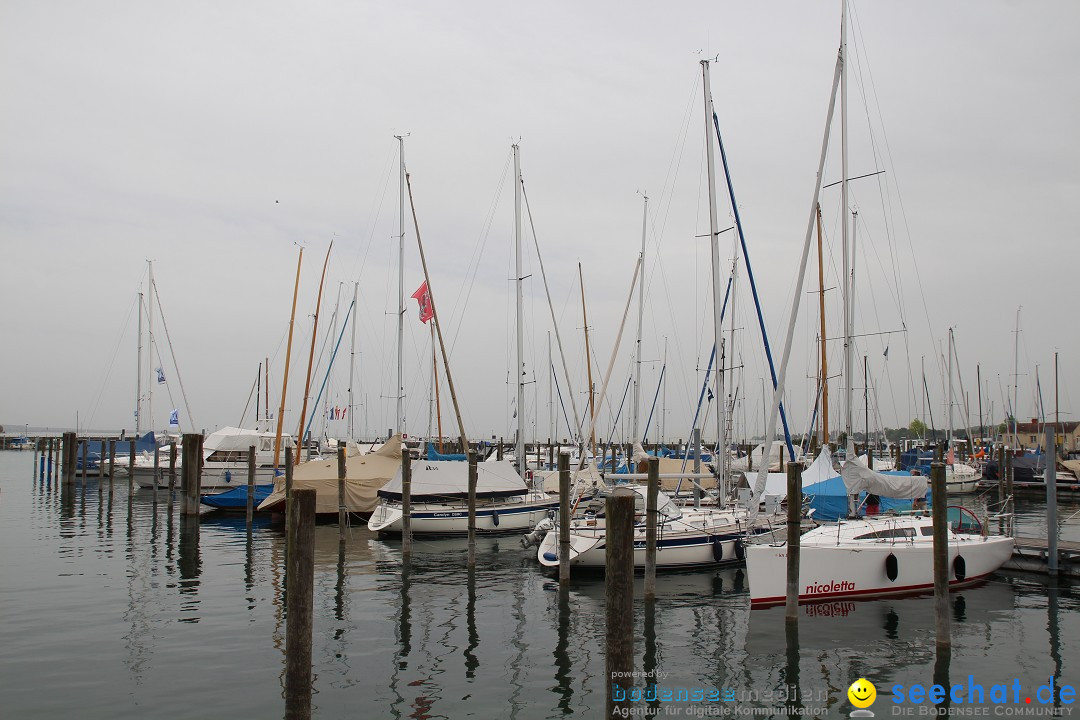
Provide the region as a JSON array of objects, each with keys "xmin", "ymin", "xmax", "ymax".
[{"xmin": 848, "ymin": 678, "xmax": 876, "ymax": 708}]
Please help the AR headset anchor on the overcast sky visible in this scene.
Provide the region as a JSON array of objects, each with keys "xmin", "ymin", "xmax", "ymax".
[{"xmin": 2, "ymin": 1, "xmax": 1077, "ymax": 446}]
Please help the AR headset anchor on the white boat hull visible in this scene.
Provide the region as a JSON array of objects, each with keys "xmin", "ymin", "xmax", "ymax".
[
  {"xmin": 132, "ymin": 464, "xmax": 281, "ymax": 490},
  {"xmin": 536, "ymin": 523, "xmax": 752, "ymax": 570},
  {"xmin": 746, "ymin": 522, "xmax": 1014, "ymax": 606},
  {"xmin": 367, "ymin": 493, "xmax": 559, "ymax": 535}
]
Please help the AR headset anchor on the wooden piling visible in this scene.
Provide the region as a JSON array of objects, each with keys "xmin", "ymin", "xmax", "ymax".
[
  {"xmin": 181, "ymin": 433, "xmax": 201, "ymax": 516},
  {"xmin": 558, "ymin": 451, "xmax": 571, "ymax": 585},
  {"xmin": 80, "ymin": 438, "xmax": 88, "ymax": 479},
  {"xmin": 285, "ymin": 488, "xmax": 316, "ymax": 720},
  {"xmin": 246, "ymin": 446, "xmax": 256, "ymax": 527},
  {"xmin": 337, "ymin": 446, "xmax": 347, "ymax": 533},
  {"xmin": 128, "ymin": 439, "xmax": 136, "ymax": 492},
  {"xmin": 1046, "ymin": 427, "xmax": 1058, "ymax": 576},
  {"xmin": 108, "ymin": 440, "xmax": 116, "ymax": 480},
  {"xmin": 467, "ymin": 451, "xmax": 478, "ymax": 567},
  {"xmin": 401, "ymin": 449, "xmax": 412, "ymax": 557},
  {"xmin": 168, "ymin": 441, "xmax": 177, "ymax": 491},
  {"xmin": 930, "ymin": 461, "xmax": 950, "ymax": 649},
  {"xmin": 786, "ymin": 460, "xmax": 803, "ymax": 620},
  {"xmin": 645, "ymin": 456, "xmax": 659, "ymax": 600},
  {"xmin": 62, "ymin": 432, "xmax": 76, "ymax": 485},
  {"xmin": 605, "ymin": 486, "xmax": 635, "ymax": 716},
  {"xmin": 152, "ymin": 445, "xmax": 160, "ymax": 491},
  {"xmin": 1005, "ymin": 445, "xmax": 1014, "ymax": 500}
]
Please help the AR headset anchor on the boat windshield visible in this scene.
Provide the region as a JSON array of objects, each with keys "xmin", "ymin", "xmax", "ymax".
[{"xmin": 946, "ymin": 506, "xmax": 983, "ymax": 534}]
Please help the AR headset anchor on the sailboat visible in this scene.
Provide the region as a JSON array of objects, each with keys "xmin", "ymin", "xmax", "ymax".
[
  {"xmin": 744, "ymin": 2, "xmax": 1013, "ymax": 605},
  {"xmin": 367, "ymin": 143, "xmax": 559, "ymax": 535},
  {"xmin": 531, "ymin": 60, "xmax": 790, "ymax": 570}
]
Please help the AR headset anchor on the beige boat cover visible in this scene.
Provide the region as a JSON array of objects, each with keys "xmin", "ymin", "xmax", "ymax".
[{"xmin": 257, "ymin": 434, "xmax": 403, "ymax": 514}]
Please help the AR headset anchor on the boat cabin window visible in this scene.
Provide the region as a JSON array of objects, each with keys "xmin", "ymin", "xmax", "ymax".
[
  {"xmin": 260, "ymin": 439, "xmax": 272, "ymax": 452},
  {"xmin": 853, "ymin": 527, "xmax": 916, "ymax": 540}
]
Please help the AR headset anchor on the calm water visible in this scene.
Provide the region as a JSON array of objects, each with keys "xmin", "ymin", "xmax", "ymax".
[{"xmin": 1, "ymin": 451, "xmax": 1078, "ymax": 719}]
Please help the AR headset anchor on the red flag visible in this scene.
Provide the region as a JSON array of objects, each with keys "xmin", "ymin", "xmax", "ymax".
[{"xmin": 410, "ymin": 281, "xmax": 433, "ymax": 324}]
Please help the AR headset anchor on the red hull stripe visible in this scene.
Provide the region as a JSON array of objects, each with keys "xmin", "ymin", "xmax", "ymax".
[{"xmin": 750, "ymin": 571, "xmax": 995, "ymax": 607}]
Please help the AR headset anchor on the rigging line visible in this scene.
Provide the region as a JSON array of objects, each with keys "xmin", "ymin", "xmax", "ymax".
[
  {"xmin": 520, "ymin": 179, "xmax": 584, "ymax": 442},
  {"xmin": 712, "ymin": 110, "xmax": 795, "ymax": 459},
  {"xmin": 151, "ymin": 277, "xmax": 196, "ymax": 431},
  {"xmin": 447, "ymin": 150, "xmax": 512, "ymax": 360},
  {"xmin": 347, "ymin": 141, "xmax": 397, "ymax": 284},
  {"xmin": 85, "ymin": 293, "xmax": 139, "ymax": 428},
  {"xmin": 822, "ymin": 170, "xmax": 886, "ymax": 189}
]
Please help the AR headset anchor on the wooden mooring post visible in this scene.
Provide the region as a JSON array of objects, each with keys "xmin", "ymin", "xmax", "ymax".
[
  {"xmin": 108, "ymin": 439, "xmax": 116, "ymax": 481},
  {"xmin": 401, "ymin": 448, "xmax": 412, "ymax": 557},
  {"xmin": 467, "ymin": 451, "xmax": 477, "ymax": 568},
  {"xmin": 558, "ymin": 451, "xmax": 571, "ymax": 585},
  {"xmin": 285, "ymin": 488, "xmax": 316, "ymax": 720},
  {"xmin": 62, "ymin": 432, "xmax": 76, "ymax": 485},
  {"xmin": 605, "ymin": 486, "xmax": 635, "ymax": 716},
  {"xmin": 79, "ymin": 438, "xmax": 88, "ymax": 480},
  {"xmin": 128, "ymin": 439, "xmax": 136, "ymax": 492},
  {"xmin": 785, "ymin": 460, "xmax": 803, "ymax": 620},
  {"xmin": 1046, "ymin": 427, "xmax": 1059, "ymax": 576},
  {"xmin": 168, "ymin": 441, "xmax": 177, "ymax": 491},
  {"xmin": 246, "ymin": 446, "xmax": 256, "ymax": 527},
  {"xmin": 931, "ymin": 461, "xmax": 950, "ymax": 649},
  {"xmin": 644, "ymin": 456, "xmax": 659, "ymax": 600},
  {"xmin": 337, "ymin": 446, "xmax": 347, "ymax": 534},
  {"xmin": 180, "ymin": 433, "xmax": 202, "ymax": 516}
]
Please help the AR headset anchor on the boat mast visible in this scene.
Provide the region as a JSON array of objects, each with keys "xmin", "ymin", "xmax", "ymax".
[
  {"xmin": 579, "ymin": 262, "xmax": 596, "ymax": 459},
  {"xmin": 633, "ymin": 193, "xmax": 647, "ymax": 444},
  {"xmin": 815, "ymin": 204, "xmax": 829, "ymax": 447},
  {"xmin": 1012, "ymin": 306, "xmax": 1021, "ymax": 445},
  {"xmin": 701, "ymin": 59, "xmax": 727, "ymax": 482},
  {"xmin": 147, "ymin": 260, "xmax": 155, "ymax": 434},
  {"xmin": 514, "ymin": 144, "xmax": 526, "ymax": 476},
  {"xmin": 348, "ymin": 281, "xmax": 358, "ymax": 442},
  {"xmin": 840, "ymin": 0, "xmax": 855, "ymax": 461},
  {"xmin": 948, "ymin": 327, "xmax": 954, "ymax": 454},
  {"xmin": 396, "ymin": 135, "xmax": 407, "ymax": 437},
  {"xmin": 274, "ymin": 247, "xmax": 303, "ymax": 467},
  {"xmin": 296, "ymin": 242, "xmax": 332, "ymax": 462},
  {"xmin": 136, "ymin": 289, "xmax": 144, "ymax": 436}
]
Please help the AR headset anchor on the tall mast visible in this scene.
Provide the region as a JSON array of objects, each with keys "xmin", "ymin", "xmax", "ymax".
[
  {"xmin": 661, "ymin": 337, "xmax": 668, "ymax": 444},
  {"xmin": 579, "ymin": 262, "xmax": 596, "ymax": 458},
  {"xmin": 633, "ymin": 193, "xmax": 647, "ymax": 444},
  {"xmin": 548, "ymin": 331, "xmax": 554, "ymax": 444},
  {"xmin": 701, "ymin": 59, "xmax": 726, "ymax": 481},
  {"xmin": 396, "ymin": 135, "xmax": 407, "ymax": 436},
  {"xmin": 948, "ymin": 327, "xmax": 955, "ymax": 450},
  {"xmin": 815, "ymin": 204, "xmax": 829, "ymax": 446},
  {"xmin": 147, "ymin": 260, "xmax": 155, "ymax": 433},
  {"xmin": 348, "ymin": 281, "xmax": 358, "ymax": 441},
  {"xmin": 274, "ymin": 247, "xmax": 303, "ymax": 467},
  {"xmin": 136, "ymin": 289, "xmax": 144, "ymax": 436},
  {"xmin": 296, "ymin": 242, "xmax": 332, "ymax": 462},
  {"xmin": 840, "ymin": 0, "xmax": 854, "ymax": 459},
  {"xmin": 1012, "ymin": 306, "xmax": 1021, "ymax": 444},
  {"xmin": 514, "ymin": 144, "xmax": 526, "ymax": 476}
]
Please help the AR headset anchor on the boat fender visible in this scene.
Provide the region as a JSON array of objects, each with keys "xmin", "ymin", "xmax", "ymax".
[
  {"xmin": 885, "ymin": 553, "xmax": 899, "ymax": 582},
  {"xmin": 733, "ymin": 538, "xmax": 745, "ymax": 562},
  {"xmin": 953, "ymin": 555, "xmax": 966, "ymax": 582},
  {"xmin": 711, "ymin": 538, "xmax": 725, "ymax": 563},
  {"xmin": 225, "ymin": 470, "xmax": 232, "ymax": 483},
  {"xmin": 492, "ymin": 509, "xmax": 500, "ymax": 527},
  {"xmin": 543, "ymin": 552, "xmax": 558, "ymax": 562}
]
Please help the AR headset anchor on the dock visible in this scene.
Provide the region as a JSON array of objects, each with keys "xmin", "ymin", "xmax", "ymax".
[{"xmin": 1003, "ymin": 536, "xmax": 1080, "ymax": 577}]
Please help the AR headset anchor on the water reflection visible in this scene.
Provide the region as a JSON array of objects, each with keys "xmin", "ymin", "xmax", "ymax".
[{"xmin": 4, "ymin": 447, "xmax": 1080, "ymax": 719}]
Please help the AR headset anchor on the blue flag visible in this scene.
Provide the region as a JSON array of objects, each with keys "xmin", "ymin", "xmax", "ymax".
[
  {"xmin": 156, "ymin": 367, "xmax": 166, "ymax": 384},
  {"xmin": 169, "ymin": 409, "xmax": 179, "ymax": 426}
]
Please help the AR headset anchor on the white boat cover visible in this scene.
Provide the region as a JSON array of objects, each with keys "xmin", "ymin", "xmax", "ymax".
[
  {"xmin": 841, "ymin": 460, "xmax": 927, "ymax": 499},
  {"xmin": 761, "ymin": 445, "xmax": 837, "ymax": 498},
  {"xmin": 378, "ymin": 459, "xmax": 527, "ymax": 501},
  {"xmin": 205, "ymin": 426, "xmax": 294, "ymax": 452}
]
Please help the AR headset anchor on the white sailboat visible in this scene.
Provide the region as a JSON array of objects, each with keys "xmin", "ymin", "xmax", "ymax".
[
  {"xmin": 744, "ymin": 2, "xmax": 1012, "ymax": 605},
  {"xmin": 367, "ymin": 143, "xmax": 559, "ymax": 535}
]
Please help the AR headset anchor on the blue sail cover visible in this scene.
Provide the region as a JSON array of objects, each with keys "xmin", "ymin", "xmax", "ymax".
[
  {"xmin": 201, "ymin": 483, "xmax": 273, "ymax": 510},
  {"xmin": 426, "ymin": 443, "xmax": 467, "ymax": 461},
  {"xmin": 803, "ymin": 471, "xmax": 932, "ymax": 521},
  {"xmin": 85, "ymin": 431, "xmax": 157, "ymax": 458}
]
